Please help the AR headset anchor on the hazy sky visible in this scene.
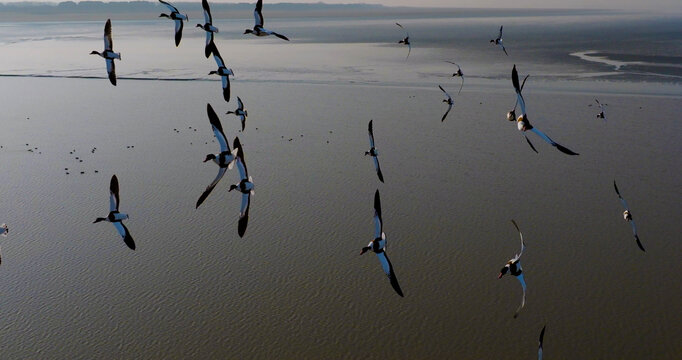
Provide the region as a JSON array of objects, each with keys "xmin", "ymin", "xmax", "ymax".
[{"xmin": 1, "ymin": 0, "xmax": 680, "ymax": 12}]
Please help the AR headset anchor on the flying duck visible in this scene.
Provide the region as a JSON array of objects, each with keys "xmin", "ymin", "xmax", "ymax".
[
  {"xmin": 365, "ymin": 120, "xmax": 384, "ymax": 183},
  {"xmin": 396, "ymin": 23, "xmax": 411, "ymax": 59},
  {"xmin": 498, "ymin": 219, "xmax": 526, "ymax": 318},
  {"xmin": 614, "ymin": 180, "xmax": 645, "ymax": 252},
  {"xmin": 595, "ymin": 98, "xmax": 606, "ymax": 121},
  {"xmin": 511, "ymin": 65, "xmax": 579, "ymax": 155},
  {"xmin": 226, "ymin": 96, "xmax": 248, "ymax": 132},
  {"xmin": 196, "ymin": 0, "xmax": 219, "ymax": 58},
  {"xmin": 207, "ymin": 42, "xmax": 234, "ymax": 102},
  {"xmin": 0, "ymin": 223, "xmax": 6, "ymax": 265},
  {"xmin": 229, "ymin": 137, "xmax": 254, "ymax": 237},
  {"xmin": 89, "ymin": 19, "xmax": 121, "ymax": 86},
  {"xmin": 361, "ymin": 190, "xmax": 404, "ymax": 297},
  {"xmin": 196, "ymin": 103, "xmax": 238, "ymax": 209},
  {"xmin": 93, "ymin": 175, "xmax": 135, "ymax": 250},
  {"xmin": 490, "ymin": 25, "xmax": 508, "ymax": 56},
  {"xmin": 158, "ymin": 0, "xmax": 188, "ymax": 47},
  {"xmin": 538, "ymin": 325, "xmax": 546, "ymax": 360},
  {"xmin": 439, "ymin": 85, "xmax": 454, "ymax": 122},
  {"xmin": 445, "ymin": 61, "xmax": 464, "ymax": 94},
  {"xmin": 244, "ymin": 0, "xmax": 290, "ymax": 41}
]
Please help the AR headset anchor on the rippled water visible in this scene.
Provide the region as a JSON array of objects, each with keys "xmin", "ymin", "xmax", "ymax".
[{"xmin": 0, "ymin": 11, "xmax": 680, "ymax": 359}]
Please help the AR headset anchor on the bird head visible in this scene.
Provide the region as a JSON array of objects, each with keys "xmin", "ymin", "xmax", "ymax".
[
  {"xmin": 507, "ymin": 110, "xmax": 516, "ymax": 121},
  {"xmin": 208, "ymin": 71, "xmax": 217, "ymax": 76},
  {"xmin": 498, "ymin": 265, "xmax": 510, "ymax": 279},
  {"xmin": 196, "ymin": 24, "xmax": 203, "ymax": 29},
  {"xmin": 228, "ymin": 184, "xmax": 239, "ymax": 192},
  {"xmin": 203, "ymin": 154, "xmax": 216, "ymax": 163},
  {"xmin": 89, "ymin": 51, "xmax": 100, "ymax": 56},
  {"xmin": 159, "ymin": 13, "xmax": 170, "ymax": 18},
  {"xmin": 244, "ymin": 29, "xmax": 253, "ymax": 35},
  {"xmin": 360, "ymin": 246, "xmax": 371, "ymax": 255},
  {"xmin": 93, "ymin": 217, "xmax": 106, "ymax": 223}
]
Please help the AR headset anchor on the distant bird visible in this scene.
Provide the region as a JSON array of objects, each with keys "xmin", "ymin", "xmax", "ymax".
[
  {"xmin": 511, "ymin": 65, "xmax": 579, "ymax": 155},
  {"xmin": 365, "ymin": 120, "xmax": 384, "ymax": 183},
  {"xmin": 158, "ymin": 0, "xmax": 188, "ymax": 47},
  {"xmin": 207, "ymin": 42, "xmax": 234, "ymax": 102},
  {"xmin": 439, "ymin": 85, "xmax": 454, "ymax": 122},
  {"xmin": 445, "ymin": 61, "xmax": 464, "ymax": 94},
  {"xmin": 244, "ymin": 0, "xmax": 290, "ymax": 41},
  {"xmin": 490, "ymin": 25, "xmax": 508, "ymax": 56},
  {"xmin": 196, "ymin": 103, "xmax": 238, "ymax": 209},
  {"xmin": 226, "ymin": 96, "xmax": 248, "ymax": 131},
  {"xmin": 0, "ymin": 223, "xmax": 6, "ymax": 265},
  {"xmin": 93, "ymin": 175, "xmax": 135, "ymax": 250},
  {"xmin": 229, "ymin": 137, "xmax": 254, "ymax": 237},
  {"xmin": 89, "ymin": 19, "xmax": 121, "ymax": 86},
  {"xmin": 361, "ymin": 190, "xmax": 403, "ymax": 297},
  {"xmin": 614, "ymin": 180, "xmax": 645, "ymax": 251},
  {"xmin": 538, "ymin": 325, "xmax": 546, "ymax": 360},
  {"xmin": 196, "ymin": 0, "xmax": 218, "ymax": 58},
  {"xmin": 396, "ymin": 23, "xmax": 411, "ymax": 59},
  {"xmin": 595, "ymin": 98, "xmax": 607, "ymax": 121},
  {"xmin": 498, "ymin": 219, "xmax": 526, "ymax": 318}
]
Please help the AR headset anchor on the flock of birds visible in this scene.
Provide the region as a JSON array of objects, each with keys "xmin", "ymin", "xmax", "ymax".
[{"xmin": 4, "ymin": 1, "xmax": 649, "ymax": 357}]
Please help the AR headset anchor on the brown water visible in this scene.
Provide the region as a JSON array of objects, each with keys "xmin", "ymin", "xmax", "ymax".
[{"xmin": 0, "ymin": 75, "xmax": 679, "ymax": 358}]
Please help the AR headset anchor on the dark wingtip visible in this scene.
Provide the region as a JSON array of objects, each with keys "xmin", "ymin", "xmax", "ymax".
[
  {"xmin": 555, "ymin": 143, "xmax": 579, "ymax": 156},
  {"xmin": 635, "ymin": 236, "xmax": 645, "ymax": 252}
]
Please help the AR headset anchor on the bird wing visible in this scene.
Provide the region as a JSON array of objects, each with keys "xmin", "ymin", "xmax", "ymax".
[
  {"xmin": 406, "ymin": 42, "xmax": 411, "ymax": 60},
  {"xmin": 104, "ymin": 19, "xmax": 113, "ymax": 51},
  {"xmin": 513, "ymin": 273, "xmax": 526, "ymax": 318},
  {"xmin": 174, "ymin": 18, "xmax": 183, "ymax": 46},
  {"xmin": 239, "ymin": 115, "xmax": 246, "ymax": 132},
  {"xmin": 196, "ymin": 167, "xmax": 227, "ymax": 208},
  {"xmin": 510, "ymin": 219, "xmax": 526, "ymax": 259},
  {"xmin": 512, "ymin": 65, "xmax": 527, "ymax": 114},
  {"xmin": 373, "ymin": 189, "xmax": 382, "ymax": 238},
  {"xmin": 222, "ymin": 75, "xmax": 230, "ymax": 102},
  {"xmin": 373, "ymin": 156, "xmax": 384, "ymax": 183},
  {"xmin": 529, "ymin": 127, "xmax": 579, "ymax": 155},
  {"xmin": 458, "ymin": 76, "xmax": 464, "ymax": 95},
  {"xmin": 109, "ymin": 175, "xmax": 120, "ymax": 212},
  {"xmin": 632, "ymin": 224, "xmax": 645, "ymax": 251},
  {"xmin": 204, "ymin": 33, "xmax": 214, "ymax": 58},
  {"xmin": 613, "ymin": 181, "xmax": 630, "ymax": 210},
  {"xmin": 501, "ymin": 43, "xmax": 508, "ymax": 56},
  {"xmin": 538, "ymin": 325, "xmax": 546, "ymax": 360},
  {"xmin": 112, "ymin": 222, "xmax": 135, "ymax": 250},
  {"xmin": 207, "ymin": 103, "xmax": 229, "ymax": 153},
  {"xmin": 273, "ymin": 32, "xmax": 290, "ymax": 41},
  {"xmin": 368, "ymin": 120, "xmax": 375, "ymax": 148},
  {"xmin": 441, "ymin": 102, "xmax": 452, "ymax": 122},
  {"xmin": 498, "ymin": 25, "xmax": 503, "ymax": 39},
  {"xmin": 106, "ymin": 58, "xmax": 117, "ymax": 86},
  {"xmin": 211, "ymin": 44, "xmax": 225, "ymax": 68},
  {"xmin": 254, "ymin": 0, "xmax": 264, "ymax": 27},
  {"xmin": 376, "ymin": 251, "xmax": 404, "ymax": 297},
  {"xmin": 439, "ymin": 85, "xmax": 452, "ymax": 102},
  {"xmin": 234, "ymin": 137, "xmax": 248, "ymax": 180},
  {"xmin": 238, "ymin": 192, "xmax": 250, "ymax": 237},
  {"xmin": 202, "ymin": 0, "xmax": 212, "ymax": 24},
  {"xmin": 523, "ymin": 135, "xmax": 539, "ymax": 153},
  {"xmin": 159, "ymin": 0, "xmax": 179, "ymax": 13},
  {"xmin": 237, "ymin": 96, "xmax": 244, "ymax": 111}
]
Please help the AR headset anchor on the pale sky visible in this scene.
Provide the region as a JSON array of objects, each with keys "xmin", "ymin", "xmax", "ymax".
[{"xmin": 1, "ymin": 0, "xmax": 681, "ymax": 12}]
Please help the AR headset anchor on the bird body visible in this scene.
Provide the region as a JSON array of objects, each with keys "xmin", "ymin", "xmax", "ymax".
[
  {"xmin": 90, "ymin": 19, "xmax": 120, "ymax": 86},
  {"xmin": 93, "ymin": 175, "xmax": 135, "ymax": 250}
]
